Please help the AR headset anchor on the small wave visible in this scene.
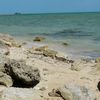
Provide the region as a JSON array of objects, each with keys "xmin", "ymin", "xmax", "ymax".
[
  {"xmin": 49, "ymin": 29, "xmax": 92, "ymax": 37},
  {"xmin": 94, "ymin": 37, "xmax": 100, "ymax": 41}
]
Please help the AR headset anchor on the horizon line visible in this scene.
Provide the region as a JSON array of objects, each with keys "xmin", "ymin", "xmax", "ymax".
[{"xmin": 0, "ymin": 11, "xmax": 100, "ymax": 15}]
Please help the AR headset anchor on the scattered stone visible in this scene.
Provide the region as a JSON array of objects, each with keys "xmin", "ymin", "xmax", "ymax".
[
  {"xmin": 48, "ymin": 89, "xmax": 61, "ymax": 97},
  {"xmin": 6, "ymin": 59, "xmax": 41, "ymax": 87},
  {"xmin": 35, "ymin": 46, "xmax": 48, "ymax": 52},
  {"xmin": 62, "ymin": 42, "xmax": 68, "ymax": 46},
  {"xmin": 95, "ymin": 58, "xmax": 100, "ymax": 63},
  {"xmin": 34, "ymin": 36, "xmax": 46, "ymax": 42},
  {"xmin": 39, "ymin": 87, "xmax": 46, "ymax": 91},
  {"xmin": 56, "ymin": 84, "xmax": 96, "ymax": 100},
  {"xmin": 0, "ymin": 72, "xmax": 13, "ymax": 87},
  {"xmin": 43, "ymin": 49, "xmax": 58, "ymax": 59},
  {"xmin": 56, "ymin": 53, "xmax": 67, "ymax": 62}
]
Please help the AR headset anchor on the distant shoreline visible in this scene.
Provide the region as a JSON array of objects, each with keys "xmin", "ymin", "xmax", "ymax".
[{"xmin": 0, "ymin": 11, "xmax": 100, "ymax": 16}]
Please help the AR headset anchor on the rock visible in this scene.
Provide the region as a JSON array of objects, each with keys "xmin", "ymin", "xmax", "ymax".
[
  {"xmin": 56, "ymin": 53, "xmax": 67, "ymax": 62},
  {"xmin": 97, "ymin": 81, "xmax": 100, "ymax": 91},
  {"xmin": 7, "ymin": 59, "xmax": 41, "ymax": 87},
  {"xmin": 93, "ymin": 63, "xmax": 100, "ymax": 71},
  {"xmin": 28, "ymin": 47, "xmax": 35, "ymax": 54},
  {"xmin": 33, "ymin": 36, "xmax": 45, "ymax": 42},
  {"xmin": 35, "ymin": 46, "xmax": 48, "ymax": 52},
  {"xmin": 95, "ymin": 58, "xmax": 100, "ymax": 63},
  {"xmin": 39, "ymin": 87, "xmax": 46, "ymax": 91},
  {"xmin": 0, "ymin": 87, "xmax": 42, "ymax": 100},
  {"xmin": 0, "ymin": 55, "xmax": 10, "ymax": 73},
  {"xmin": 0, "ymin": 56, "xmax": 13, "ymax": 87},
  {"xmin": 56, "ymin": 84, "xmax": 96, "ymax": 100},
  {"xmin": 0, "ymin": 72, "xmax": 13, "ymax": 87},
  {"xmin": 62, "ymin": 42, "xmax": 68, "ymax": 46},
  {"xmin": 48, "ymin": 89, "xmax": 61, "ymax": 97},
  {"xmin": 0, "ymin": 33, "xmax": 22, "ymax": 47},
  {"xmin": 43, "ymin": 49, "xmax": 58, "ymax": 59},
  {"xmin": 70, "ymin": 60, "xmax": 82, "ymax": 71},
  {"xmin": 0, "ymin": 41, "xmax": 9, "ymax": 55},
  {"xmin": 71, "ymin": 64, "xmax": 81, "ymax": 71}
]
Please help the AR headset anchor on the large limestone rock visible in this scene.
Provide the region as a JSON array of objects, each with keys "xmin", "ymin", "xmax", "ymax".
[
  {"xmin": 56, "ymin": 84, "xmax": 96, "ymax": 100},
  {"xmin": 0, "ymin": 41, "xmax": 9, "ymax": 55},
  {"xmin": 0, "ymin": 72, "xmax": 13, "ymax": 87},
  {"xmin": 0, "ymin": 87, "xmax": 42, "ymax": 100},
  {"xmin": 7, "ymin": 59, "xmax": 41, "ymax": 87}
]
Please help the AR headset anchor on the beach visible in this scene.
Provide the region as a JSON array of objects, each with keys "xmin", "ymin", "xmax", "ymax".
[
  {"xmin": 0, "ymin": 33, "xmax": 100, "ymax": 100},
  {"xmin": 0, "ymin": 12, "xmax": 100, "ymax": 100}
]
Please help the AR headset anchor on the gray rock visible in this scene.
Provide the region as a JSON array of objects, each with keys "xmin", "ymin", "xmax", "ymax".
[
  {"xmin": 8, "ymin": 59, "xmax": 41, "ymax": 87},
  {"xmin": 57, "ymin": 84, "xmax": 96, "ymax": 100},
  {"xmin": 0, "ymin": 72, "xmax": 13, "ymax": 87}
]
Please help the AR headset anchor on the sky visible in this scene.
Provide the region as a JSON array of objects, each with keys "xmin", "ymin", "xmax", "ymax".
[{"xmin": 0, "ymin": 0, "xmax": 100, "ymax": 14}]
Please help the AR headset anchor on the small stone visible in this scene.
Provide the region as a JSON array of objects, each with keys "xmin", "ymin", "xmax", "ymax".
[
  {"xmin": 62, "ymin": 42, "xmax": 68, "ymax": 46},
  {"xmin": 43, "ymin": 49, "xmax": 58, "ymax": 59},
  {"xmin": 39, "ymin": 87, "xmax": 46, "ymax": 91},
  {"xmin": 35, "ymin": 46, "xmax": 48, "ymax": 52},
  {"xmin": 34, "ymin": 36, "xmax": 46, "ymax": 42},
  {"xmin": 95, "ymin": 58, "xmax": 100, "ymax": 63},
  {"xmin": 48, "ymin": 89, "xmax": 61, "ymax": 97}
]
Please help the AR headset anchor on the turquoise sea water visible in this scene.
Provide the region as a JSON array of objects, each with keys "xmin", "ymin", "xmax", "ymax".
[{"xmin": 0, "ymin": 12, "xmax": 100, "ymax": 58}]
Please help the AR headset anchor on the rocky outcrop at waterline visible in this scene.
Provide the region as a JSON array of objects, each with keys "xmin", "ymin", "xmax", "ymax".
[{"xmin": 0, "ymin": 33, "xmax": 22, "ymax": 47}]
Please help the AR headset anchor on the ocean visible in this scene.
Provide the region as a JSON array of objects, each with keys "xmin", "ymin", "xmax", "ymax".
[{"xmin": 0, "ymin": 12, "xmax": 100, "ymax": 58}]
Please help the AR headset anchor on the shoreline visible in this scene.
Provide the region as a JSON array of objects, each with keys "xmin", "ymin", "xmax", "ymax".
[{"xmin": 15, "ymin": 35, "xmax": 100, "ymax": 59}]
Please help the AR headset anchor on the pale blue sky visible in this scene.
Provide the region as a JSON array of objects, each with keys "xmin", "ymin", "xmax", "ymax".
[{"xmin": 0, "ymin": 0, "xmax": 100, "ymax": 14}]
